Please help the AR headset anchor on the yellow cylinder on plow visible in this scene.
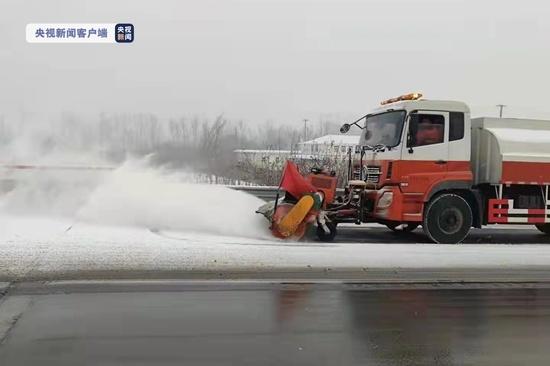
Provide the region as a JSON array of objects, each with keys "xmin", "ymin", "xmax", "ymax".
[{"xmin": 277, "ymin": 195, "xmax": 315, "ymax": 237}]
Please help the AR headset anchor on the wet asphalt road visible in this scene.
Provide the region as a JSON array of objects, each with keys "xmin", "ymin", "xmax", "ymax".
[
  {"xmin": 335, "ymin": 224, "xmax": 550, "ymax": 244},
  {"xmin": 2, "ymin": 281, "xmax": 550, "ymax": 365}
]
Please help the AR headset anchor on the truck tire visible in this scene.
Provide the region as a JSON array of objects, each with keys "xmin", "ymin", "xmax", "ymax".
[
  {"xmin": 423, "ymin": 193, "xmax": 472, "ymax": 244},
  {"xmin": 316, "ymin": 221, "xmax": 337, "ymax": 242},
  {"xmin": 386, "ymin": 223, "xmax": 419, "ymax": 233},
  {"xmin": 535, "ymin": 224, "xmax": 550, "ymax": 235}
]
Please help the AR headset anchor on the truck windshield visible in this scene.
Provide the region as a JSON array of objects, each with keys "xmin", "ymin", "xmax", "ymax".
[{"xmin": 361, "ymin": 110, "xmax": 406, "ymax": 148}]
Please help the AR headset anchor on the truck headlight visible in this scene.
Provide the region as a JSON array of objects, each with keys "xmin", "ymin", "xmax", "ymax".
[{"xmin": 377, "ymin": 191, "xmax": 394, "ymax": 209}]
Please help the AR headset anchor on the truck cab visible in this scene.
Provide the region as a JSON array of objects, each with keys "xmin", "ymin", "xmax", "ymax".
[{"xmin": 344, "ymin": 94, "xmax": 477, "ymax": 243}]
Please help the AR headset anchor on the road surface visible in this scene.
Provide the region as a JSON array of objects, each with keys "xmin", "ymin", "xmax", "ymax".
[
  {"xmin": 1, "ymin": 280, "xmax": 550, "ymax": 365},
  {"xmin": 337, "ymin": 224, "xmax": 550, "ymax": 244}
]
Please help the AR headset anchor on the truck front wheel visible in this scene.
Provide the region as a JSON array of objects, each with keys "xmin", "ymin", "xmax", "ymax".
[
  {"xmin": 423, "ymin": 193, "xmax": 472, "ymax": 244},
  {"xmin": 316, "ymin": 221, "xmax": 337, "ymax": 242}
]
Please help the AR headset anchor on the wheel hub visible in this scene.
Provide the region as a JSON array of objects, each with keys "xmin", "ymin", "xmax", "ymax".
[{"xmin": 438, "ymin": 207, "xmax": 464, "ymax": 235}]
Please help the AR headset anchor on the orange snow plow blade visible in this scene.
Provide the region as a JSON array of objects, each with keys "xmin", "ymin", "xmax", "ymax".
[
  {"xmin": 256, "ymin": 160, "xmax": 328, "ymax": 240},
  {"xmin": 276, "ymin": 195, "xmax": 315, "ymax": 238}
]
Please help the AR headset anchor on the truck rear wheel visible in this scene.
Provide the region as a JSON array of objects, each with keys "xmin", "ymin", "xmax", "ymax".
[
  {"xmin": 535, "ymin": 224, "xmax": 550, "ymax": 235},
  {"xmin": 423, "ymin": 193, "xmax": 472, "ymax": 244}
]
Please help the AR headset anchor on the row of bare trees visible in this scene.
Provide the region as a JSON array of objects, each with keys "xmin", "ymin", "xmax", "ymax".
[
  {"xmin": 235, "ymin": 153, "xmax": 352, "ymax": 187},
  {"xmin": 0, "ymin": 112, "xmax": 349, "ymax": 185}
]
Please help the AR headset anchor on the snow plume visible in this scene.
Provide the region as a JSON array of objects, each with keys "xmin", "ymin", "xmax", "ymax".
[
  {"xmin": 0, "ymin": 158, "xmax": 270, "ymax": 239},
  {"xmin": 0, "ymin": 114, "xmax": 112, "ymax": 216},
  {"xmin": 0, "ymin": 114, "xmax": 270, "ymax": 239},
  {"xmin": 76, "ymin": 159, "xmax": 271, "ymax": 238},
  {"xmin": 0, "ymin": 167, "xmax": 108, "ymax": 216}
]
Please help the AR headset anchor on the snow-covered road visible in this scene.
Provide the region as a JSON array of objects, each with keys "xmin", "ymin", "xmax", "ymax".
[
  {"xmin": 1, "ymin": 161, "xmax": 547, "ymax": 282},
  {"xmin": 3, "ymin": 214, "xmax": 550, "ymax": 281}
]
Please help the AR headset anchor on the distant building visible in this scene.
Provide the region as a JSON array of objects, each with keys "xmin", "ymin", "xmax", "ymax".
[
  {"xmin": 298, "ymin": 134, "xmax": 360, "ymax": 156},
  {"xmin": 234, "ymin": 149, "xmax": 293, "ymax": 166},
  {"xmin": 234, "ymin": 134, "xmax": 361, "ymax": 167}
]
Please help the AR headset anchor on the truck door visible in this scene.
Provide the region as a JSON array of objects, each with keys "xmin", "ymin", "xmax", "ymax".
[{"xmin": 400, "ymin": 111, "xmax": 449, "ymax": 194}]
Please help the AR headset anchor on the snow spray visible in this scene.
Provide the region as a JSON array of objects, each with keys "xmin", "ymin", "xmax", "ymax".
[
  {"xmin": 0, "ymin": 159, "xmax": 271, "ymax": 239},
  {"xmin": 75, "ymin": 160, "xmax": 271, "ymax": 238}
]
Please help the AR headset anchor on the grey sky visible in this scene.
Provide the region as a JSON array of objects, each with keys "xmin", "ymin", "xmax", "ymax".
[{"xmin": 1, "ymin": 0, "xmax": 550, "ymax": 125}]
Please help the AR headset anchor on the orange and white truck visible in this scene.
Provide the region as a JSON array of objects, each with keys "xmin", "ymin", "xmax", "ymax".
[
  {"xmin": 259, "ymin": 93, "xmax": 550, "ymax": 244},
  {"xmin": 334, "ymin": 93, "xmax": 550, "ymax": 243}
]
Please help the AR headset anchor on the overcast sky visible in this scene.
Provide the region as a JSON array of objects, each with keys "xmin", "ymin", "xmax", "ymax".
[{"xmin": 2, "ymin": 0, "xmax": 550, "ymax": 125}]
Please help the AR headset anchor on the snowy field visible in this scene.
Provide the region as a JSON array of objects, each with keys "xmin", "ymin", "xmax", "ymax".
[{"xmin": 2, "ymin": 160, "xmax": 550, "ymax": 281}]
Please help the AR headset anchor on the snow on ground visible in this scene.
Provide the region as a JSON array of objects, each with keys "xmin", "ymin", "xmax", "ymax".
[
  {"xmin": 3, "ymin": 159, "xmax": 550, "ymax": 280},
  {"xmin": 3, "ymin": 214, "xmax": 550, "ymax": 280}
]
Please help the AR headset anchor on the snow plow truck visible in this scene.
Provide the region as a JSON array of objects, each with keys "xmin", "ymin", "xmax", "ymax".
[{"xmin": 257, "ymin": 93, "xmax": 550, "ymax": 244}]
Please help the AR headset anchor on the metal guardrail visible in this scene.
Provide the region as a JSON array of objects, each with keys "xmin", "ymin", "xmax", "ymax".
[
  {"xmin": 0, "ymin": 165, "xmax": 342, "ymax": 201},
  {"xmin": 229, "ymin": 185, "xmax": 345, "ymax": 201},
  {"xmin": 228, "ymin": 186, "xmax": 281, "ymax": 201},
  {"xmin": 0, "ymin": 164, "xmax": 114, "ymax": 171}
]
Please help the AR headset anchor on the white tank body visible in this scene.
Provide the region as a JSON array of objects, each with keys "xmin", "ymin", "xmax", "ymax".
[{"xmin": 471, "ymin": 117, "xmax": 550, "ymax": 185}]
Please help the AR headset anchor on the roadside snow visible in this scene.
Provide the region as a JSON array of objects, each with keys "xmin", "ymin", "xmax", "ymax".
[{"xmin": 3, "ymin": 214, "xmax": 550, "ymax": 280}]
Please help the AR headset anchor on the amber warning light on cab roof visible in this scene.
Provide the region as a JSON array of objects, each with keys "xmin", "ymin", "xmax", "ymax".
[{"xmin": 380, "ymin": 92, "xmax": 423, "ymax": 105}]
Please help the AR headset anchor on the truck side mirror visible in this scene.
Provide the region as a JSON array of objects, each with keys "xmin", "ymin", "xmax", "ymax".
[{"xmin": 340, "ymin": 123, "xmax": 351, "ymax": 133}]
